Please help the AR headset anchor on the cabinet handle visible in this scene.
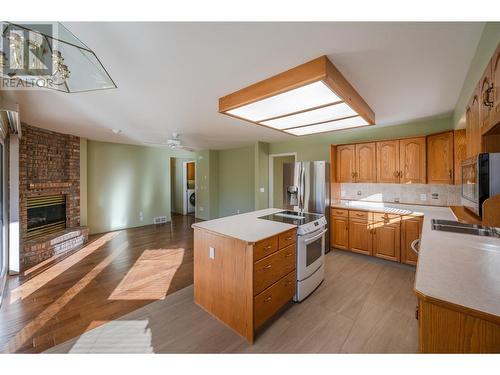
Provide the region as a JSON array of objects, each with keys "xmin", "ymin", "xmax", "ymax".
[
  {"xmin": 393, "ymin": 171, "xmax": 398, "ymax": 177},
  {"xmin": 448, "ymin": 169, "xmax": 452, "ymax": 179},
  {"xmin": 263, "ymin": 264, "xmax": 272, "ymax": 270},
  {"xmin": 483, "ymin": 84, "xmax": 494, "ymax": 108},
  {"xmin": 285, "ymin": 236, "xmax": 292, "ymax": 241},
  {"xmin": 264, "ymin": 296, "xmax": 272, "ymax": 303},
  {"xmin": 415, "ymin": 305, "xmax": 419, "ymax": 320},
  {"xmin": 264, "ymin": 245, "xmax": 272, "ymax": 250},
  {"xmin": 285, "ymin": 253, "xmax": 293, "ymax": 257},
  {"xmin": 351, "ymin": 172, "xmax": 355, "ymax": 178}
]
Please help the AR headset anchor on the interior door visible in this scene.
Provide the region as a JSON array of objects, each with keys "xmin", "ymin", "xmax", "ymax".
[{"xmin": 376, "ymin": 140, "xmax": 399, "ymax": 183}]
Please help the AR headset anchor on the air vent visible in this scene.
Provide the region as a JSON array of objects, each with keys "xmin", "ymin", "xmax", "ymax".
[{"xmin": 153, "ymin": 216, "xmax": 168, "ymax": 224}]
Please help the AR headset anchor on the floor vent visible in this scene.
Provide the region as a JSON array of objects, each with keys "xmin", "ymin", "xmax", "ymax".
[{"xmin": 153, "ymin": 216, "xmax": 168, "ymax": 224}]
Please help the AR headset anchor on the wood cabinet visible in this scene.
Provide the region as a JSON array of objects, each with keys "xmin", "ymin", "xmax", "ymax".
[
  {"xmin": 479, "ymin": 61, "xmax": 493, "ymax": 135},
  {"xmin": 194, "ymin": 227, "xmax": 296, "ymax": 343},
  {"xmin": 331, "ymin": 210, "xmax": 349, "ymax": 250},
  {"xmin": 401, "ymin": 215, "xmax": 423, "ymax": 266},
  {"xmin": 453, "ymin": 129, "xmax": 467, "ymax": 185},
  {"xmin": 355, "ymin": 143, "xmax": 377, "ymax": 182},
  {"xmin": 348, "ymin": 210, "xmax": 372, "ymax": 256},
  {"xmin": 373, "ymin": 218, "xmax": 401, "ymax": 262},
  {"xmin": 336, "ymin": 144, "xmax": 355, "ymax": 182},
  {"xmin": 376, "ymin": 140, "xmax": 399, "ymax": 183},
  {"xmin": 491, "ymin": 44, "xmax": 500, "ymax": 131},
  {"xmin": 466, "ymin": 89, "xmax": 481, "ymax": 158},
  {"xmin": 427, "ymin": 131, "xmax": 454, "ymax": 184},
  {"xmin": 399, "ymin": 137, "xmax": 427, "ymax": 184}
]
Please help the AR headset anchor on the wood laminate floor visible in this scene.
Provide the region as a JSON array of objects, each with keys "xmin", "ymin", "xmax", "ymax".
[
  {"xmin": 47, "ymin": 250, "xmax": 418, "ymax": 354},
  {"xmin": 0, "ymin": 213, "xmax": 197, "ymax": 353}
]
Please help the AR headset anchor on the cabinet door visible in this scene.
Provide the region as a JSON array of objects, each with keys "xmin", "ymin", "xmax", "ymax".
[
  {"xmin": 331, "ymin": 215, "xmax": 349, "ymax": 250},
  {"xmin": 490, "ymin": 44, "xmax": 500, "ymax": 132},
  {"xmin": 355, "ymin": 142, "xmax": 377, "ymax": 182},
  {"xmin": 399, "ymin": 137, "xmax": 426, "ymax": 184},
  {"xmin": 453, "ymin": 129, "xmax": 467, "ymax": 185},
  {"xmin": 401, "ymin": 216, "xmax": 423, "ymax": 266},
  {"xmin": 427, "ymin": 131, "xmax": 454, "ymax": 184},
  {"xmin": 348, "ymin": 219, "xmax": 372, "ymax": 255},
  {"xmin": 479, "ymin": 62, "xmax": 493, "ymax": 135},
  {"xmin": 376, "ymin": 140, "xmax": 400, "ymax": 183},
  {"xmin": 336, "ymin": 145, "xmax": 355, "ymax": 182},
  {"xmin": 373, "ymin": 221, "xmax": 401, "ymax": 262},
  {"xmin": 467, "ymin": 91, "xmax": 481, "ymax": 158}
]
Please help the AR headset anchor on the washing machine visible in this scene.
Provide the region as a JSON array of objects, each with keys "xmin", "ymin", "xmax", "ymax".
[{"xmin": 187, "ymin": 189, "xmax": 195, "ymax": 213}]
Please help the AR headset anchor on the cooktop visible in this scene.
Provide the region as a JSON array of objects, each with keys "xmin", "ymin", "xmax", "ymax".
[{"xmin": 258, "ymin": 210, "xmax": 324, "ymax": 226}]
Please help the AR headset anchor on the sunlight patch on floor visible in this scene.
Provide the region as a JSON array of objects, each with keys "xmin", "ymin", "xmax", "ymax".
[
  {"xmin": 67, "ymin": 320, "xmax": 153, "ymax": 353},
  {"xmin": 5, "ymin": 240, "xmax": 130, "ymax": 353},
  {"xmin": 108, "ymin": 248, "xmax": 185, "ymax": 300},
  {"xmin": 9, "ymin": 231, "xmax": 122, "ymax": 304}
]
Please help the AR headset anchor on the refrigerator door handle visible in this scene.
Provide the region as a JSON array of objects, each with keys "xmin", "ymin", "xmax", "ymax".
[{"xmin": 299, "ymin": 164, "xmax": 306, "ymax": 213}]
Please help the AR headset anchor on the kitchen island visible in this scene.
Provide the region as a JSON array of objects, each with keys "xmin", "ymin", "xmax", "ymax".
[
  {"xmin": 330, "ymin": 200, "xmax": 500, "ymax": 352},
  {"xmin": 192, "ymin": 208, "xmax": 297, "ymax": 343}
]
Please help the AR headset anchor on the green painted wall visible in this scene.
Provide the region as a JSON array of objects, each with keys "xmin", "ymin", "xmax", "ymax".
[
  {"xmin": 273, "ymin": 155, "xmax": 295, "ymax": 209},
  {"xmin": 195, "ymin": 149, "xmax": 219, "ymax": 220},
  {"xmin": 80, "ymin": 138, "xmax": 88, "ymax": 226},
  {"xmin": 254, "ymin": 142, "xmax": 269, "ymax": 210},
  {"xmin": 268, "ymin": 116, "xmax": 453, "ymax": 161},
  {"xmin": 170, "ymin": 157, "xmax": 195, "ymax": 214},
  {"xmin": 87, "ymin": 140, "xmax": 195, "ymax": 234},
  {"xmin": 217, "ymin": 145, "xmax": 255, "ymax": 217},
  {"xmin": 454, "ymin": 22, "xmax": 500, "ymax": 128}
]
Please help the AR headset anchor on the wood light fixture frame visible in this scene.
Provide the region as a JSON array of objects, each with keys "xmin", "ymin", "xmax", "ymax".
[{"xmin": 218, "ymin": 55, "xmax": 375, "ymax": 136}]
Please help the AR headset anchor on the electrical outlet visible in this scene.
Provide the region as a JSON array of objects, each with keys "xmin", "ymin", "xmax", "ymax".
[
  {"xmin": 357, "ymin": 191, "xmax": 362, "ymax": 196},
  {"xmin": 259, "ymin": 187, "xmax": 265, "ymax": 193},
  {"xmin": 237, "ymin": 209, "xmax": 241, "ymax": 214},
  {"xmin": 139, "ymin": 211, "xmax": 144, "ymax": 222},
  {"xmin": 394, "ymin": 197, "xmax": 400, "ymax": 203},
  {"xmin": 420, "ymin": 194, "xmax": 427, "ymax": 201},
  {"xmin": 209, "ymin": 246, "xmax": 215, "ymax": 259}
]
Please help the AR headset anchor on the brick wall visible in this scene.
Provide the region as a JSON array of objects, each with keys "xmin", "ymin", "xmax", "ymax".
[{"xmin": 19, "ymin": 123, "xmax": 82, "ymax": 269}]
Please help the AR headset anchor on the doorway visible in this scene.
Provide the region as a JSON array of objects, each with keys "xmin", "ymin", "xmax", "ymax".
[
  {"xmin": 269, "ymin": 153, "xmax": 297, "ymax": 209},
  {"xmin": 170, "ymin": 157, "xmax": 195, "ymax": 217},
  {"xmin": 183, "ymin": 161, "xmax": 196, "ymax": 216}
]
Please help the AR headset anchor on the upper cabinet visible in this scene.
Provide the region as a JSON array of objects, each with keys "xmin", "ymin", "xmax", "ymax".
[
  {"xmin": 376, "ymin": 140, "xmax": 399, "ymax": 183},
  {"xmin": 427, "ymin": 131, "xmax": 454, "ymax": 185},
  {"xmin": 479, "ymin": 61, "xmax": 493, "ymax": 135},
  {"xmin": 399, "ymin": 137, "xmax": 427, "ymax": 184},
  {"xmin": 466, "ymin": 88, "xmax": 481, "ymax": 158},
  {"xmin": 492, "ymin": 44, "xmax": 500, "ymax": 130},
  {"xmin": 336, "ymin": 144, "xmax": 355, "ymax": 182},
  {"xmin": 355, "ymin": 143, "xmax": 377, "ymax": 183},
  {"xmin": 375, "ymin": 137, "xmax": 426, "ymax": 184}
]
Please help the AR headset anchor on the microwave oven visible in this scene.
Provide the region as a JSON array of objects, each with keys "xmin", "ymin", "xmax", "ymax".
[{"xmin": 461, "ymin": 153, "xmax": 500, "ymax": 217}]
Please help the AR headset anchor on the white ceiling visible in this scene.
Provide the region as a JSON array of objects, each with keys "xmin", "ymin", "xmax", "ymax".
[{"xmin": 3, "ymin": 22, "xmax": 484, "ymax": 150}]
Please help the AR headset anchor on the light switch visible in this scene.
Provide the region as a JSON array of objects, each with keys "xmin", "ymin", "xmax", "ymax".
[
  {"xmin": 260, "ymin": 187, "xmax": 265, "ymax": 193},
  {"xmin": 420, "ymin": 194, "xmax": 427, "ymax": 201},
  {"xmin": 209, "ymin": 246, "xmax": 215, "ymax": 259}
]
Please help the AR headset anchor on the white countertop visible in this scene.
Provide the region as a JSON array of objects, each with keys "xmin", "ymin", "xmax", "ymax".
[
  {"xmin": 192, "ymin": 208, "xmax": 296, "ymax": 243},
  {"xmin": 332, "ymin": 200, "xmax": 500, "ymax": 318}
]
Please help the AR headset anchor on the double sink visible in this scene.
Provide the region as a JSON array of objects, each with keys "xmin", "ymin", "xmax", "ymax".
[{"xmin": 431, "ymin": 219, "xmax": 500, "ymax": 238}]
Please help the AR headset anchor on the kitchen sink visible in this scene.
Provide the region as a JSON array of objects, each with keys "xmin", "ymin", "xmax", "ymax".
[{"xmin": 431, "ymin": 219, "xmax": 500, "ymax": 238}]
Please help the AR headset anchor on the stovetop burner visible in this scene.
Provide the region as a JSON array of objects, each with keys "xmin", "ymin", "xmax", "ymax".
[{"xmin": 258, "ymin": 210, "xmax": 323, "ymax": 226}]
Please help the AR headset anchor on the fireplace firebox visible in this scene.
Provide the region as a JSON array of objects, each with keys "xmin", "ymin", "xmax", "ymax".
[{"xmin": 27, "ymin": 195, "xmax": 67, "ymax": 239}]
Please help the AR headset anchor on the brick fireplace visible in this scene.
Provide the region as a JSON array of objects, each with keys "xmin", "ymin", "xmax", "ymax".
[{"xmin": 19, "ymin": 123, "xmax": 88, "ymax": 271}]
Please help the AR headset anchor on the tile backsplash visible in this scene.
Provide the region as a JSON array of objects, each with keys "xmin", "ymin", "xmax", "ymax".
[{"xmin": 340, "ymin": 183, "xmax": 461, "ymax": 207}]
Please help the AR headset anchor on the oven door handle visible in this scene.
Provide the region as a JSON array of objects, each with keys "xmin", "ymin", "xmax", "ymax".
[{"xmin": 304, "ymin": 229, "xmax": 327, "ymax": 245}]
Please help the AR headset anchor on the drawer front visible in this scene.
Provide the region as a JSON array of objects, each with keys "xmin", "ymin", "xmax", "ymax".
[
  {"xmin": 331, "ymin": 208, "xmax": 348, "ymax": 218},
  {"xmin": 254, "ymin": 235, "xmax": 279, "ymax": 262},
  {"xmin": 254, "ymin": 271, "xmax": 296, "ymax": 329},
  {"xmin": 278, "ymin": 229, "xmax": 296, "ymax": 249},
  {"xmin": 349, "ymin": 210, "xmax": 371, "ymax": 221},
  {"xmin": 373, "ymin": 212, "xmax": 401, "ymax": 224},
  {"xmin": 254, "ymin": 244, "xmax": 296, "ymax": 295}
]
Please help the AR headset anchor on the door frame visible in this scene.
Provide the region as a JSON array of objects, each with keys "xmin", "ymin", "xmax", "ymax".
[
  {"xmin": 182, "ymin": 160, "xmax": 196, "ymax": 215},
  {"xmin": 268, "ymin": 152, "xmax": 297, "ymax": 208},
  {"xmin": 0, "ymin": 137, "xmax": 8, "ymax": 306}
]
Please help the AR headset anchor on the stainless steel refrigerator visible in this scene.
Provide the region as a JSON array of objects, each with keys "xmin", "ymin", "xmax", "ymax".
[{"xmin": 283, "ymin": 161, "xmax": 330, "ymax": 249}]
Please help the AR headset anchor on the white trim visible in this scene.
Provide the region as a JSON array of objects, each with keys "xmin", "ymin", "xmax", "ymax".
[
  {"xmin": 182, "ymin": 160, "xmax": 196, "ymax": 215},
  {"xmin": 268, "ymin": 152, "xmax": 297, "ymax": 208}
]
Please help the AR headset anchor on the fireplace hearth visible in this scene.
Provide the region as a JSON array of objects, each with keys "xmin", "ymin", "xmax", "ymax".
[{"xmin": 27, "ymin": 195, "xmax": 67, "ymax": 239}]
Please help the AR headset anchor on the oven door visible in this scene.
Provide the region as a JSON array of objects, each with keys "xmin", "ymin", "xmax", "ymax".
[{"xmin": 297, "ymin": 227, "xmax": 326, "ymax": 281}]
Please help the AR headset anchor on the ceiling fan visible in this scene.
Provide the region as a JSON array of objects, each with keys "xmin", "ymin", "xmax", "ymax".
[{"xmin": 144, "ymin": 132, "xmax": 195, "ymax": 152}]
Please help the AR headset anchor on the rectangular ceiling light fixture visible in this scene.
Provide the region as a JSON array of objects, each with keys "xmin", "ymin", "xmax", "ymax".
[{"xmin": 219, "ymin": 56, "xmax": 375, "ymax": 136}]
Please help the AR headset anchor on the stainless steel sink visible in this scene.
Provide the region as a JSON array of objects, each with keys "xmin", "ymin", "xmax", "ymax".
[{"xmin": 431, "ymin": 219, "xmax": 500, "ymax": 238}]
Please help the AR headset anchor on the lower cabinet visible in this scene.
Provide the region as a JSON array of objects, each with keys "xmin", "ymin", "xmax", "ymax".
[
  {"xmin": 373, "ymin": 219, "xmax": 401, "ymax": 262},
  {"xmin": 401, "ymin": 215, "xmax": 423, "ymax": 266},
  {"xmin": 330, "ymin": 207, "xmax": 423, "ymax": 265},
  {"xmin": 348, "ymin": 211, "xmax": 373, "ymax": 256}
]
